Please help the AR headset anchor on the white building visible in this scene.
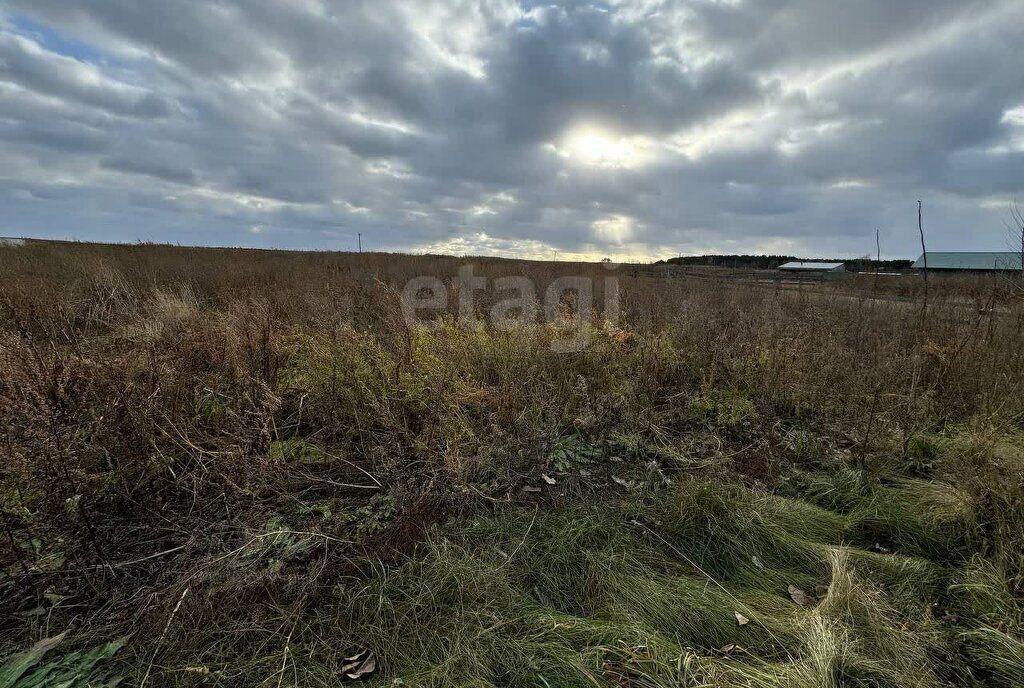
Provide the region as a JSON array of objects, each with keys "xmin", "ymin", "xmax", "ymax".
[{"xmin": 777, "ymin": 261, "xmax": 846, "ymax": 273}]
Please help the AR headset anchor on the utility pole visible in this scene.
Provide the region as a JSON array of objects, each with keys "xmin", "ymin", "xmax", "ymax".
[
  {"xmin": 358, "ymin": 233, "xmax": 362, "ymax": 254},
  {"xmin": 873, "ymin": 228, "xmax": 882, "ymax": 292},
  {"xmin": 918, "ymin": 201, "xmax": 928, "ymax": 316}
]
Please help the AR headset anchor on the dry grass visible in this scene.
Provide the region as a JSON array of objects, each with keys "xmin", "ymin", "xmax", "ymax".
[{"xmin": 0, "ymin": 240, "xmax": 1022, "ymax": 686}]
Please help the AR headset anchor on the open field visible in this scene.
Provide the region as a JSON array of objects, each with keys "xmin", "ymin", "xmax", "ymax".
[{"xmin": 1, "ymin": 241, "xmax": 1023, "ymax": 687}]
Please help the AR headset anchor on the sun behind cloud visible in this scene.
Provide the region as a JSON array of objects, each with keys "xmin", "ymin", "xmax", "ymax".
[
  {"xmin": 551, "ymin": 125, "xmax": 653, "ymax": 169},
  {"xmin": 592, "ymin": 214, "xmax": 634, "ymax": 245}
]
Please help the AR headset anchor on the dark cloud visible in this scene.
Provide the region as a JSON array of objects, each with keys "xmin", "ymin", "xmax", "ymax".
[
  {"xmin": 480, "ymin": 4, "xmax": 763, "ymax": 143},
  {"xmin": 100, "ymin": 154, "xmax": 196, "ymax": 185},
  {"xmin": 0, "ymin": 0, "xmax": 1023, "ymax": 259}
]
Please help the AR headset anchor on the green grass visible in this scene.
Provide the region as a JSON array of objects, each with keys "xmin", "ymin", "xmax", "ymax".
[
  {"xmin": 88, "ymin": 474, "xmax": 1018, "ymax": 687},
  {"xmin": 316, "ymin": 482, "xmax": 976, "ymax": 688},
  {"xmin": 958, "ymin": 627, "xmax": 1024, "ymax": 687},
  {"xmin": 847, "ymin": 479, "xmax": 980, "ymax": 562},
  {"xmin": 5, "ymin": 412, "xmax": 1023, "ymax": 687},
  {"xmin": 8, "ymin": 456, "xmax": 1021, "ymax": 687}
]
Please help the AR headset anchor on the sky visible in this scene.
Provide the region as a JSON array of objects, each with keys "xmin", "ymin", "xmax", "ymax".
[{"xmin": 1, "ymin": 0, "xmax": 1023, "ymax": 261}]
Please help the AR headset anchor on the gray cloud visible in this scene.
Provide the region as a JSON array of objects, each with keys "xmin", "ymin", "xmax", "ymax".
[
  {"xmin": 0, "ymin": 0, "xmax": 1023, "ymax": 259},
  {"xmin": 100, "ymin": 153, "xmax": 196, "ymax": 185}
]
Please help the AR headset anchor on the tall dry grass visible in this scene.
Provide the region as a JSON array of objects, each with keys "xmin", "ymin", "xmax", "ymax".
[{"xmin": 1, "ymin": 240, "xmax": 1022, "ymax": 686}]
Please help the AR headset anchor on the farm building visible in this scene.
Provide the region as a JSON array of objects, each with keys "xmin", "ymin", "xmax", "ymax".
[
  {"xmin": 778, "ymin": 261, "xmax": 846, "ymax": 273},
  {"xmin": 912, "ymin": 252, "xmax": 1022, "ymax": 273},
  {"xmin": 0, "ymin": 237, "xmax": 26, "ymax": 247}
]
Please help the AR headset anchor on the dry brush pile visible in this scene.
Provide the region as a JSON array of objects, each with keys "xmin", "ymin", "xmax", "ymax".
[{"xmin": 0, "ymin": 241, "xmax": 1023, "ymax": 687}]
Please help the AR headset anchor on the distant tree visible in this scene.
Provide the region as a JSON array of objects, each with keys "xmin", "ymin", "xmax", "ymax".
[
  {"xmin": 663, "ymin": 254, "xmax": 798, "ymax": 270},
  {"xmin": 659, "ymin": 254, "xmax": 912, "ymax": 272}
]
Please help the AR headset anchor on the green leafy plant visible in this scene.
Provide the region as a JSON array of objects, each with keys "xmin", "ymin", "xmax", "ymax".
[
  {"xmin": 548, "ymin": 434, "xmax": 602, "ymax": 472},
  {"xmin": 0, "ymin": 633, "xmax": 127, "ymax": 688}
]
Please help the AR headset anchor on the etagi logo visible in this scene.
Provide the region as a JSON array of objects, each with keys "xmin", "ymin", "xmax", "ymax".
[{"xmin": 401, "ymin": 264, "xmax": 620, "ymax": 352}]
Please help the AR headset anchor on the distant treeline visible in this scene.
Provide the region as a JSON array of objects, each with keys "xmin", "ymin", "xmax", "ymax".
[{"xmin": 656, "ymin": 254, "xmax": 914, "ymax": 271}]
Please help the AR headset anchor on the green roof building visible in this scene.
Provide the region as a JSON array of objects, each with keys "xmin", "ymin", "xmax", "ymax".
[{"xmin": 912, "ymin": 252, "xmax": 1022, "ymax": 272}]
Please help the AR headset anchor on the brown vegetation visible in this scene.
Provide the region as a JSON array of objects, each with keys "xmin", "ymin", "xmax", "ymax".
[{"xmin": 1, "ymin": 240, "xmax": 1022, "ymax": 686}]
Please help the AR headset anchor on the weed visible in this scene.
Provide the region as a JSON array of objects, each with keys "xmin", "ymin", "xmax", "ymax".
[
  {"xmin": 1, "ymin": 242, "xmax": 1023, "ymax": 685},
  {"xmin": 353, "ymin": 494, "xmax": 398, "ymax": 538},
  {"xmin": 0, "ymin": 634, "xmax": 127, "ymax": 688}
]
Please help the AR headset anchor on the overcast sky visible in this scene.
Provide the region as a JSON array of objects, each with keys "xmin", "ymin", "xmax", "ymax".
[{"xmin": 2, "ymin": 1, "xmax": 1023, "ymax": 260}]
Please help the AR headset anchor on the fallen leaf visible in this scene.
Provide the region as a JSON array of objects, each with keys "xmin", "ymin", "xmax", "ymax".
[
  {"xmin": 788, "ymin": 585, "xmax": 810, "ymax": 606},
  {"xmin": 43, "ymin": 591, "xmax": 69, "ymax": 605},
  {"xmin": 341, "ymin": 649, "xmax": 376, "ymax": 680},
  {"xmin": 542, "ymin": 474, "xmax": 556, "ymax": 485},
  {"xmin": 342, "ymin": 650, "xmax": 365, "ymax": 666},
  {"xmin": 716, "ymin": 643, "xmax": 747, "ymax": 657},
  {"xmin": 734, "ymin": 611, "xmax": 749, "ymax": 626}
]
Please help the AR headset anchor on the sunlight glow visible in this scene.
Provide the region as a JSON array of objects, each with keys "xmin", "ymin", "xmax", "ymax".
[
  {"xmin": 592, "ymin": 214, "xmax": 634, "ymax": 244},
  {"xmin": 554, "ymin": 126, "xmax": 652, "ymax": 169}
]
